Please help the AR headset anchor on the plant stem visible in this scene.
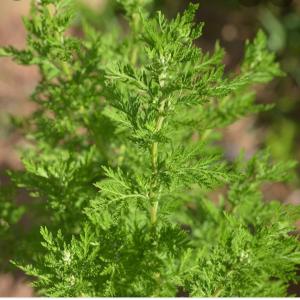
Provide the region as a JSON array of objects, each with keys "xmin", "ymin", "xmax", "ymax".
[
  {"xmin": 150, "ymin": 201, "xmax": 158, "ymax": 224},
  {"xmin": 130, "ymin": 13, "xmax": 140, "ymax": 66},
  {"xmin": 212, "ymin": 286, "xmax": 223, "ymax": 297},
  {"xmin": 150, "ymin": 100, "xmax": 166, "ymax": 225}
]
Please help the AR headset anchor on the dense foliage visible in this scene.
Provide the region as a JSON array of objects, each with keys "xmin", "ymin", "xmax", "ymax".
[{"xmin": 0, "ymin": 0, "xmax": 300, "ymax": 296}]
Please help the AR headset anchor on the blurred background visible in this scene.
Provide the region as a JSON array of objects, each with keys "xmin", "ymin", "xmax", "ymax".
[{"xmin": 0, "ymin": 0, "xmax": 299, "ymax": 296}]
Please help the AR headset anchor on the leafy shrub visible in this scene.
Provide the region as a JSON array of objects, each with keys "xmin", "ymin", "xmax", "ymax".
[{"xmin": 0, "ymin": 0, "xmax": 299, "ymax": 296}]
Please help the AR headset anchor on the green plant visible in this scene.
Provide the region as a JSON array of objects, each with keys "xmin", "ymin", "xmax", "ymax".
[
  {"xmin": 1, "ymin": 0, "xmax": 300, "ymax": 296},
  {"xmin": 0, "ymin": 182, "xmax": 24, "ymax": 269}
]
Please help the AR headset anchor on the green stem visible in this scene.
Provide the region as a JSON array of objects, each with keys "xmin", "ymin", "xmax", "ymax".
[
  {"xmin": 130, "ymin": 13, "xmax": 140, "ymax": 66},
  {"xmin": 149, "ymin": 100, "xmax": 166, "ymax": 225},
  {"xmin": 212, "ymin": 287, "xmax": 223, "ymax": 297},
  {"xmin": 130, "ymin": 46, "xmax": 139, "ymax": 66},
  {"xmin": 150, "ymin": 201, "xmax": 158, "ymax": 225}
]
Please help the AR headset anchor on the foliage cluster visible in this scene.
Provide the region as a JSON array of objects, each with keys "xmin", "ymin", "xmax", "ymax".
[{"xmin": 0, "ymin": 0, "xmax": 300, "ymax": 296}]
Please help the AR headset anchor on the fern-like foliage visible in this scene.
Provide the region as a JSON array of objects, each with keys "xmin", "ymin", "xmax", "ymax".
[{"xmin": 0, "ymin": 0, "xmax": 299, "ymax": 296}]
